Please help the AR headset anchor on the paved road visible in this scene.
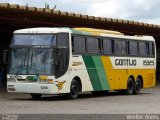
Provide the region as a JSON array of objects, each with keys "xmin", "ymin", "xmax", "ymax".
[{"xmin": 0, "ymin": 86, "xmax": 160, "ymax": 114}]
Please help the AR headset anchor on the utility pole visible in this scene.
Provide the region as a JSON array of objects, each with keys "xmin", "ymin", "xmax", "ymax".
[
  {"xmin": 45, "ymin": 3, "xmax": 49, "ymax": 9},
  {"xmin": 45, "ymin": 3, "xmax": 57, "ymax": 10},
  {"xmin": 53, "ymin": 5, "xmax": 56, "ymax": 10}
]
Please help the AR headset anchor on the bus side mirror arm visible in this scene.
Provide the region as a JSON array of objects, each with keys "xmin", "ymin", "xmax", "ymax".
[{"xmin": 3, "ymin": 50, "xmax": 9, "ymax": 65}]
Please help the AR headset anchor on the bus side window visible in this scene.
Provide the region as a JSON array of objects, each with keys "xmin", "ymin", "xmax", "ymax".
[
  {"xmin": 87, "ymin": 37, "xmax": 99, "ymax": 53},
  {"xmin": 72, "ymin": 36, "xmax": 86, "ymax": 54},
  {"xmin": 126, "ymin": 41, "xmax": 129, "ymax": 54},
  {"xmin": 138, "ymin": 42, "xmax": 146, "ymax": 56},
  {"xmin": 129, "ymin": 41, "xmax": 138, "ymax": 55},
  {"xmin": 103, "ymin": 39, "xmax": 112, "ymax": 54},
  {"xmin": 146, "ymin": 43, "xmax": 150, "ymax": 55},
  {"xmin": 121, "ymin": 40, "xmax": 126, "ymax": 55},
  {"xmin": 150, "ymin": 42, "xmax": 155, "ymax": 56},
  {"xmin": 57, "ymin": 33, "xmax": 69, "ymax": 47},
  {"xmin": 114, "ymin": 40, "xmax": 126, "ymax": 55},
  {"xmin": 152, "ymin": 43, "xmax": 155, "ymax": 56}
]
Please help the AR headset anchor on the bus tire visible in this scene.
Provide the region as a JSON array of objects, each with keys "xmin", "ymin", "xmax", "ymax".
[
  {"xmin": 125, "ymin": 78, "xmax": 135, "ymax": 95},
  {"xmin": 134, "ymin": 78, "xmax": 141, "ymax": 94},
  {"xmin": 30, "ymin": 93, "xmax": 42, "ymax": 99},
  {"xmin": 67, "ymin": 79, "xmax": 80, "ymax": 99}
]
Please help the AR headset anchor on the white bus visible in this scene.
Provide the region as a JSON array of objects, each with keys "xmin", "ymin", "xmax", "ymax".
[{"xmin": 7, "ymin": 27, "xmax": 156, "ymax": 99}]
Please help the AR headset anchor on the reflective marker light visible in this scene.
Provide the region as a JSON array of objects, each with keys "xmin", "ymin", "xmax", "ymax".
[{"xmin": 48, "ymin": 79, "xmax": 53, "ymax": 83}]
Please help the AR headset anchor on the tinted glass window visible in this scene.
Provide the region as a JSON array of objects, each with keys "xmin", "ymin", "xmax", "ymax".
[
  {"xmin": 57, "ymin": 33, "xmax": 69, "ymax": 47},
  {"xmin": 129, "ymin": 41, "xmax": 138, "ymax": 55},
  {"xmin": 146, "ymin": 43, "xmax": 150, "ymax": 55},
  {"xmin": 139, "ymin": 42, "xmax": 146, "ymax": 55},
  {"xmin": 115, "ymin": 40, "xmax": 121, "ymax": 54},
  {"xmin": 72, "ymin": 36, "xmax": 86, "ymax": 53},
  {"xmin": 121, "ymin": 41, "xmax": 126, "ymax": 54},
  {"xmin": 12, "ymin": 35, "xmax": 56, "ymax": 45},
  {"xmin": 148, "ymin": 42, "xmax": 155, "ymax": 56},
  {"xmin": 103, "ymin": 39, "xmax": 112, "ymax": 54},
  {"xmin": 151, "ymin": 43, "xmax": 155, "ymax": 56},
  {"xmin": 87, "ymin": 38, "xmax": 99, "ymax": 53},
  {"xmin": 115, "ymin": 40, "xmax": 126, "ymax": 55}
]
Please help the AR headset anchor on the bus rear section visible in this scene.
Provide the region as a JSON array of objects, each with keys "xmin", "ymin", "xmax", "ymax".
[{"xmin": 71, "ymin": 28, "xmax": 156, "ymax": 96}]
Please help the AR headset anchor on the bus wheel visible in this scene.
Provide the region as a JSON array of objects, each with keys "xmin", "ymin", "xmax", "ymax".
[
  {"xmin": 125, "ymin": 78, "xmax": 135, "ymax": 95},
  {"xmin": 30, "ymin": 93, "xmax": 42, "ymax": 99},
  {"xmin": 67, "ymin": 79, "xmax": 80, "ymax": 99},
  {"xmin": 134, "ymin": 78, "xmax": 141, "ymax": 94}
]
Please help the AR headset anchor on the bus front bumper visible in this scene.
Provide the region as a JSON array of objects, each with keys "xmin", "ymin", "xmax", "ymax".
[{"xmin": 7, "ymin": 82, "xmax": 62, "ymax": 94}]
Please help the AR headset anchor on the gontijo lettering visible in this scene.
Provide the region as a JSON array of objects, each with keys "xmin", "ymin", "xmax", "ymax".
[{"xmin": 115, "ymin": 59, "xmax": 136, "ymax": 66}]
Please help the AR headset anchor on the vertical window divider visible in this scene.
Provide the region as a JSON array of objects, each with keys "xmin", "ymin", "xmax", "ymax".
[{"xmin": 101, "ymin": 38, "xmax": 103, "ymax": 54}]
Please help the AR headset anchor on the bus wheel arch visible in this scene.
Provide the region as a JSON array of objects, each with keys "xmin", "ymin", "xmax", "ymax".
[
  {"xmin": 73, "ymin": 76, "xmax": 82, "ymax": 92},
  {"xmin": 66, "ymin": 76, "xmax": 82, "ymax": 99}
]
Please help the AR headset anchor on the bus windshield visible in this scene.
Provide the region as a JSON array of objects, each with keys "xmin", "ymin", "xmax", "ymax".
[
  {"xmin": 28, "ymin": 48, "xmax": 53, "ymax": 75},
  {"xmin": 9, "ymin": 48, "xmax": 28, "ymax": 75},
  {"xmin": 12, "ymin": 35, "xmax": 56, "ymax": 45},
  {"xmin": 9, "ymin": 48, "xmax": 54, "ymax": 75},
  {"xmin": 8, "ymin": 33, "xmax": 69, "ymax": 77}
]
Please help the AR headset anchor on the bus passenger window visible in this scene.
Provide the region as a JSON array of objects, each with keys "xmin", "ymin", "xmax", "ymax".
[
  {"xmin": 146, "ymin": 43, "xmax": 150, "ymax": 55},
  {"xmin": 129, "ymin": 41, "xmax": 138, "ymax": 55},
  {"xmin": 115, "ymin": 40, "xmax": 122, "ymax": 54},
  {"xmin": 121, "ymin": 41, "xmax": 126, "ymax": 55},
  {"xmin": 138, "ymin": 42, "xmax": 146, "ymax": 56},
  {"xmin": 72, "ymin": 36, "xmax": 86, "ymax": 54},
  {"xmin": 150, "ymin": 42, "xmax": 155, "ymax": 56},
  {"xmin": 103, "ymin": 39, "xmax": 112, "ymax": 54},
  {"xmin": 87, "ymin": 38, "xmax": 99, "ymax": 53},
  {"xmin": 152, "ymin": 43, "xmax": 155, "ymax": 56}
]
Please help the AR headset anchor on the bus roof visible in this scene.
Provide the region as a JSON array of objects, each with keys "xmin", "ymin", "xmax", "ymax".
[
  {"xmin": 14, "ymin": 27, "xmax": 155, "ymax": 42},
  {"xmin": 73, "ymin": 28, "xmax": 123, "ymax": 35},
  {"xmin": 71, "ymin": 28, "xmax": 155, "ymax": 42},
  {"xmin": 14, "ymin": 27, "xmax": 71, "ymax": 34}
]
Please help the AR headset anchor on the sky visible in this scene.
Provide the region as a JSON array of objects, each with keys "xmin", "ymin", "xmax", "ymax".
[{"xmin": 0, "ymin": 0, "xmax": 160, "ymax": 25}]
